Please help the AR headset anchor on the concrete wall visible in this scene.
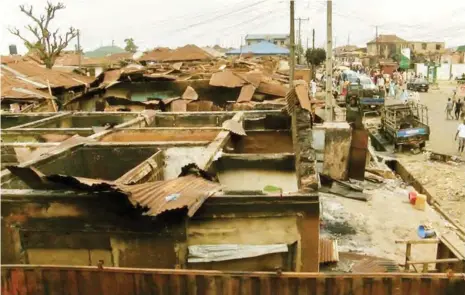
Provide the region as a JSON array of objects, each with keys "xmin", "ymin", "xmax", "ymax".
[
  {"xmin": 415, "ymin": 63, "xmax": 465, "ymax": 80},
  {"xmin": 409, "ymin": 41, "xmax": 444, "ymax": 54},
  {"xmin": 190, "ymin": 195, "xmax": 320, "ymax": 272},
  {"xmin": 1, "ymin": 194, "xmax": 186, "ymax": 268}
]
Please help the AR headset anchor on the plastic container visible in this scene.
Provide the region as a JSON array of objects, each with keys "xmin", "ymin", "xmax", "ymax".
[
  {"xmin": 408, "ymin": 191, "xmax": 417, "ymax": 205},
  {"xmin": 414, "ymin": 194, "xmax": 426, "ymax": 211},
  {"xmin": 418, "ymin": 225, "xmax": 436, "ymax": 239}
]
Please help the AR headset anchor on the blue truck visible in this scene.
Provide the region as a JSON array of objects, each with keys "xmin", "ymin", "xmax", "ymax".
[{"xmin": 381, "ymin": 103, "xmax": 430, "ymax": 152}]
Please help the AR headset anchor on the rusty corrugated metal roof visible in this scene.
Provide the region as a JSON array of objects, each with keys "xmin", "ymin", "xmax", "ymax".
[
  {"xmin": 351, "ymin": 257, "xmax": 399, "ymax": 273},
  {"xmin": 319, "ymin": 238, "xmax": 339, "ymax": 264},
  {"xmin": 121, "ymin": 174, "xmax": 221, "ymax": 217},
  {"xmin": 1, "ymin": 61, "xmax": 95, "ymax": 89},
  {"xmin": 6, "ymin": 166, "xmax": 221, "ymax": 218}
]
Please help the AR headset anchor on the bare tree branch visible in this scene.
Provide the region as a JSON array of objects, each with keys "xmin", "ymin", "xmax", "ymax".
[{"xmin": 11, "ymin": 2, "xmax": 77, "ymax": 68}]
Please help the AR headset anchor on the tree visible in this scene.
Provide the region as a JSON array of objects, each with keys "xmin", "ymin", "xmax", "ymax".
[
  {"xmin": 305, "ymin": 48, "xmax": 326, "ymax": 78},
  {"xmin": 124, "ymin": 38, "xmax": 138, "ymax": 53},
  {"xmin": 9, "ymin": 2, "xmax": 78, "ymax": 69}
]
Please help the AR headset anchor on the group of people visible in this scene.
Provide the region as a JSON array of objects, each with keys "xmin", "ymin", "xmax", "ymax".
[{"xmin": 445, "ymin": 90, "xmax": 465, "ymax": 120}]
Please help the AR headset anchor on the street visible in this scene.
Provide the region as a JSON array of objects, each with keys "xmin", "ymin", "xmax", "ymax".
[{"xmin": 420, "ymin": 82, "xmax": 462, "ymax": 155}]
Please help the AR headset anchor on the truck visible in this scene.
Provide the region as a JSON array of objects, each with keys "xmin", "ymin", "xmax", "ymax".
[
  {"xmin": 345, "ymin": 76, "xmax": 385, "ymax": 114},
  {"xmin": 380, "ymin": 102, "xmax": 430, "ymax": 152}
]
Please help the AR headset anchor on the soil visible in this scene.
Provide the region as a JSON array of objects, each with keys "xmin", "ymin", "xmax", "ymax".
[{"xmin": 320, "ymin": 178, "xmax": 458, "ymax": 270}]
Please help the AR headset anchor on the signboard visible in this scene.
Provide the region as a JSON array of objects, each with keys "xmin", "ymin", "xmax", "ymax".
[{"xmin": 400, "ymin": 48, "xmax": 411, "ymax": 69}]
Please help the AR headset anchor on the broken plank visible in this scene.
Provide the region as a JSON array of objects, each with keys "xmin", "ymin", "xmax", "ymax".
[{"xmin": 196, "ymin": 112, "xmax": 244, "ymax": 170}]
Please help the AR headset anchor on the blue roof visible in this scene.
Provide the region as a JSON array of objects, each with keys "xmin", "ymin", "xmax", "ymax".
[{"xmin": 226, "ymin": 41, "xmax": 289, "ymax": 56}]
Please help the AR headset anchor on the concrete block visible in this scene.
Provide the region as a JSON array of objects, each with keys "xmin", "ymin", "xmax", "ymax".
[{"xmin": 322, "ymin": 122, "xmax": 351, "ymax": 180}]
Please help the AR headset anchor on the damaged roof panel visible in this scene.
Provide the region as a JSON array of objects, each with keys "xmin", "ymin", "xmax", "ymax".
[
  {"xmin": 209, "ymin": 71, "xmax": 246, "ymax": 88},
  {"xmin": 6, "ymin": 166, "xmax": 222, "ymax": 218},
  {"xmin": 122, "ymin": 174, "xmax": 222, "ymax": 217}
]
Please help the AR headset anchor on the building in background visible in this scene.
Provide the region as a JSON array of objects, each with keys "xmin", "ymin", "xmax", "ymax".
[
  {"xmin": 245, "ymin": 34, "xmax": 290, "ymax": 48},
  {"xmin": 226, "ymin": 41, "xmax": 290, "ymax": 56}
]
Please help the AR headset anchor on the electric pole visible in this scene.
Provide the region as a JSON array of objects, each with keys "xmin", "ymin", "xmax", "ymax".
[
  {"xmin": 325, "ymin": 0, "xmax": 333, "ymax": 121},
  {"xmin": 348, "ymin": 33, "xmax": 350, "ymax": 45},
  {"xmin": 77, "ymin": 29, "xmax": 81, "ymax": 70},
  {"xmin": 289, "ymin": 0, "xmax": 300, "ymax": 190},
  {"xmin": 312, "ymin": 28, "xmax": 315, "ymax": 49},
  {"xmin": 295, "ymin": 17, "xmax": 309, "ymax": 64}
]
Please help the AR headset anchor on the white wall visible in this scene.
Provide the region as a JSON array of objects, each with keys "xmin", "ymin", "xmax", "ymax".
[{"xmin": 415, "ymin": 63, "xmax": 465, "ymax": 80}]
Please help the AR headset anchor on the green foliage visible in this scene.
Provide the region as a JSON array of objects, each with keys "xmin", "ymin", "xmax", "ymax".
[
  {"xmin": 305, "ymin": 48, "xmax": 326, "ymax": 67},
  {"xmin": 124, "ymin": 38, "xmax": 138, "ymax": 53}
]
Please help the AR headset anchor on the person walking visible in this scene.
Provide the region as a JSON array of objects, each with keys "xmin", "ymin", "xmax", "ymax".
[
  {"xmin": 455, "ymin": 99, "xmax": 462, "ymax": 120},
  {"xmin": 310, "ymin": 79, "xmax": 317, "ymax": 98},
  {"xmin": 455, "ymin": 118, "xmax": 465, "ymax": 154},
  {"xmin": 377, "ymin": 75, "xmax": 386, "ymax": 97},
  {"xmin": 445, "ymin": 98, "xmax": 454, "ymax": 120}
]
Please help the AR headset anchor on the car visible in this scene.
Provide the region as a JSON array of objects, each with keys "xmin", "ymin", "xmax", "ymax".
[{"xmin": 407, "ymin": 78, "xmax": 429, "ymax": 92}]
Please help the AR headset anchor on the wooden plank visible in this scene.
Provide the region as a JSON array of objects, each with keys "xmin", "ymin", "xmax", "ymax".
[
  {"xmin": 186, "ymin": 274, "xmax": 197, "ymax": 295},
  {"xmin": 395, "ymin": 239, "xmax": 439, "ymax": 244}
]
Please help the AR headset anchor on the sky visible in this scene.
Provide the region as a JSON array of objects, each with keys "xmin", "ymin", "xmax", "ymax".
[{"xmin": 1, "ymin": 0, "xmax": 464, "ymax": 55}]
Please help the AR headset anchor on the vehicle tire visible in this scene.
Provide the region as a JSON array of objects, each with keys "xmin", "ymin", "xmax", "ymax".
[{"xmin": 420, "ymin": 142, "xmax": 426, "ymax": 149}]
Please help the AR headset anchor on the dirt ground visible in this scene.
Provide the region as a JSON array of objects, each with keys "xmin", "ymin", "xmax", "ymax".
[
  {"xmin": 320, "ymin": 178, "xmax": 457, "ymax": 271},
  {"xmin": 395, "ymin": 83, "xmax": 465, "ymax": 228}
]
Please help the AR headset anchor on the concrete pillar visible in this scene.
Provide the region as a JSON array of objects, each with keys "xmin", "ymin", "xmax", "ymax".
[{"xmin": 321, "ymin": 121, "xmax": 352, "ymax": 180}]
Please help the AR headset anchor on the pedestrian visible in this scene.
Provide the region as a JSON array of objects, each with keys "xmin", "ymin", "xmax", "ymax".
[
  {"xmin": 455, "ymin": 118, "xmax": 465, "ymax": 154},
  {"xmin": 455, "ymin": 99, "xmax": 462, "ymax": 120},
  {"xmin": 445, "ymin": 98, "xmax": 454, "ymax": 120},
  {"xmin": 377, "ymin": 75, "xmax": 386, "ymax": 97},
  {"xmin": 388, "ymin": 80, "xmax": 396, "ymax": 97},
  {"xmin": 310, "ymin": 79, "xmax": 317, "ymax": 98}
]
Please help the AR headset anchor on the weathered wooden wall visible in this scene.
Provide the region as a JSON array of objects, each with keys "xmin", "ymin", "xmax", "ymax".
[{"xmin": 2, "ymin": 266, "xmax": 465, "ymax": 295}]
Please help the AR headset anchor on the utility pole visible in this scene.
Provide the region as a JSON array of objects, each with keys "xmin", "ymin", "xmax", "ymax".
[
  {"xmin": 348, "ymin": 33, "xmax": 350, "ymax": 45},
  {"xmin": 325, "ymin": 0, "xmax": 333, "ymax": 121},
  {"xmin": 375, "ymin": 26, "xmax": 379, "ymax": 55},
  {"xmin": 295, "ymin": 17, "xmax": 309, "ymax": 64},
  {"xmin": 289, "ymin": 0, "xmax": 300, "ymax": 189},
  {"xmin": 77, "ymin": 29, "xmax": 81, "ymax": 70},
  {"xmin": 312, "ymin": 28, "xmax": 315, "ymax": 49}
]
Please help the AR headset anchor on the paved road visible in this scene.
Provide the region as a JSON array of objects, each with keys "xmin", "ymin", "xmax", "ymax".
[{"xmin": 419, "ymin": 82, "xmax": 462, "ymax": 155}]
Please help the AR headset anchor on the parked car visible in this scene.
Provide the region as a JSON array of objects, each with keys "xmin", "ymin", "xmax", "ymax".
[{"xmin": 407, "ymin": 78, "xmax": 429, "ymax": 92}]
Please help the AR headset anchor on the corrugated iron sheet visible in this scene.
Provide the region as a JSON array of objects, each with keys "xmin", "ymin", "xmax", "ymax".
[
  {"xmin": 209, "ymin": 70, "xmax": 246, "ymax": 88},
  {"xmin": 6, "ymin": 166, "xmax": 221, "ymax": 218},
  {"xmin": 319, "ymin": 238, "xmax": 339, "ymax": 264},
  {"xmin": 351, "ymin": 256, "xmax": 400, "ymax": 273},
  {"xmin": 2, "ymin": 266, "xmax": 465, "ymax": 295},
  {"xmin": 236, "ymin": 84, "xmax": 256, "ymax": 102},
  {"xmin": 121, "ymin": 174, "xmax": 221, "ymax": 217},
  {"xmin": 1, "ymin": 61, "xmax": 94, "ymax": 89}
]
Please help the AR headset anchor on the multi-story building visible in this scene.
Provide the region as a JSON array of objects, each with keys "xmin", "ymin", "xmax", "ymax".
[
  {"xmin": 245, "ymin": 34, "xmax": 290, "ymax": 48},
  {"xmin": 367, "ymin": 34, "xmax": 445, "ymax": 58}
]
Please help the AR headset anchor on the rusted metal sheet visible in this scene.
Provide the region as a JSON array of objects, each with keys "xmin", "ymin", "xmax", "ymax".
[
  {"xmin": 222, "ymin": 119, "xmax": 246, "ymax": 136},
  {"xmin": 170, "ymin": 99, "xmax": 189, "ymax": 112},
  {"xmin": 236, "ymin": 84, "xmax": 256, "ymax": 103},
  {"xmin": 2, "ymin": 265, "xmax": 465, "ymax": 295},
  {"xmin": 351, "ymin": 257, "xmax": 400, "ymax": 273},
  {"xmin": 209, "ymin": 71, "xmax": 246, "ymax": 88},
  {"xmin": 7, "ymin": 166, "xmax": 221, "ymax": 218},
  {"xmin": 181, "ymin": 86, "xmax": 198, "ymax": 100},
  {"xmin": 319, "ymin": 238, "xmax": 339, "ymax": 264},
  {"xmin": 122, "ymin": 174, "xmax": 222, "ymax": 217},
  {"xmin": 257, "ymin": 81, "xmax": 288, "ymax": 97},
  {"xmin": 348, "ymin": 129, "xmax": 369, "ymax": 180},
  {"xmin": 294, "ymin": 82, "xmax": 311, "ymax": 111}
]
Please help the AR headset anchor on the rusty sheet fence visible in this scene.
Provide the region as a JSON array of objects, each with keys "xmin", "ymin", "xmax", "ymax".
[{"xmin": 2, "ymin": 265, "xmax": 465, "ymax": 295}]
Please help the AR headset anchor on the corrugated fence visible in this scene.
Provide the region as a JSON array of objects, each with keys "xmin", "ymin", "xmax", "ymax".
[{"xmin": 2, "ymin": 265, "xmax": 465, "ymax": 295}]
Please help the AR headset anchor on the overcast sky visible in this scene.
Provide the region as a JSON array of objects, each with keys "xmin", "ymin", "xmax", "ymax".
[{"xmin": 1, "ymin": 0, "xmax": 464, "ymax": 55}]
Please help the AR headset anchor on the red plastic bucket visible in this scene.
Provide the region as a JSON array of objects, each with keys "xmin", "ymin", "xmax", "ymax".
[{"xmin": 409, "ymin": 192, "xmax": 417, "ymax": 205}]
